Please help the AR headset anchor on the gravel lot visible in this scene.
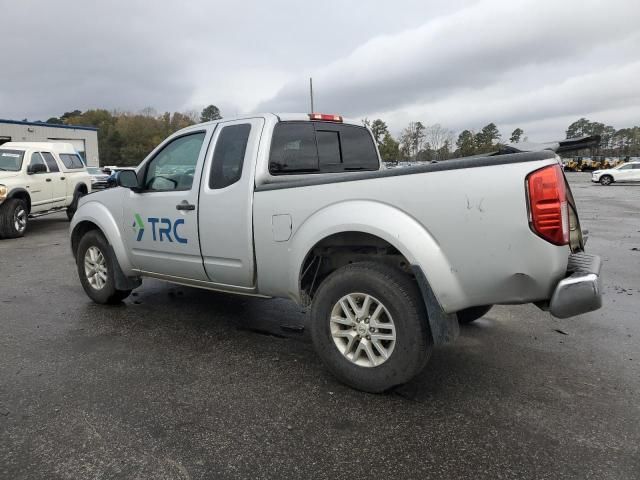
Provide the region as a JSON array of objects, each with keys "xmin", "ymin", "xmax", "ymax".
[{"xmin": 1, "ymin": 173, "xmax": 639, "ymax": 479}]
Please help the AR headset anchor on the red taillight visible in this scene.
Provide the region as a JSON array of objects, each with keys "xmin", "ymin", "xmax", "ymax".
[
  {"xmin": 526, "ymin": 164, "xmax": 569, "ymax": 246},
  {"xmin": 309, "ymin": 113, "xmax": 343, "ymax": 122}
]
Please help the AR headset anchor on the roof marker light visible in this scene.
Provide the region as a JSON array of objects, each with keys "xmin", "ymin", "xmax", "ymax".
[{"xmin": 309, "ymin": 113, "xmax": 343, "ymax": 122}]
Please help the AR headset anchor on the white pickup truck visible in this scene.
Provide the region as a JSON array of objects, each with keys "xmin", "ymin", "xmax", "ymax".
[
  {"xmin": 0, "ymin": 142, "xmax": 91, "ymax": 238},
  {"xmin": 70, "ymin": 113, "xmax": 602, "ymax": 392}
]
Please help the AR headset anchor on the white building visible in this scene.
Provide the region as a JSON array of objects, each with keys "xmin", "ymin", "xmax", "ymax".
[{"xmin": 0, "ymin": 119, "xmax": 99, "ymax": 166}]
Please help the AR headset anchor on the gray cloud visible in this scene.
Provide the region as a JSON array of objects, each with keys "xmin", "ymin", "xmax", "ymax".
[
  {"xmin": 258, "ymin": 0, "xmax": 640, "ymax": 139},
  {"xmin": 2, "ymin": 0, "xmax": 639, "ymax": 140}
]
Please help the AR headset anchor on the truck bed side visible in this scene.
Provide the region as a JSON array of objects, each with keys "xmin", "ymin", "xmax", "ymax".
[{"xmin": 252, "ymin": 151, "xmax": 568, "ymax": 313}]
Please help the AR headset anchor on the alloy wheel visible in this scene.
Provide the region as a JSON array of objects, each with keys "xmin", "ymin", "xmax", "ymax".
[
  {"xmin": 330, "ymin": 292, "xmax": 396, "ymax": 367},
  {"xmin": 84, "ymin": 246, "xmax": 108, "ymax": 290}
]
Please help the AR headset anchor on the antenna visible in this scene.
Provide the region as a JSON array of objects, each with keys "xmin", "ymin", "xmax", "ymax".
[{"xmin": 309, "ymin": 77, "xmax": 314, "ymax": 113}]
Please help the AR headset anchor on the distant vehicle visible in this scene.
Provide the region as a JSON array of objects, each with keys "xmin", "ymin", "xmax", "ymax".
[
  {"xmin": 0, "ymin": 142, "xmax": 91, "ymax": 238},
  {"xmin": 591, "ymin": 161, "xmax": 640, "ymax": 185},
  {"xmin": 86, "ymin": 167, "xmax": 111, "ymax": 190},
  {"xmin": 70, "ymin": 114, "xmax": 601, "ymax": 392}
]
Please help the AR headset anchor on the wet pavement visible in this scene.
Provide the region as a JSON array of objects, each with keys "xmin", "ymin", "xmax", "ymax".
[{"xmin": 1, "ymin": 173, "xmax": 639, "ymax": 479}]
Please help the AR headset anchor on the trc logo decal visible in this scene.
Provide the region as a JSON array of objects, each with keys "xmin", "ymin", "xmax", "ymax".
[{"xmin": 132, "ymin": 214, "xmax": 188, "ymax": 244}]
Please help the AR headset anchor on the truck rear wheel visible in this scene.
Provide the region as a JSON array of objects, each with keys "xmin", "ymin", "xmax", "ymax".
[
  {"xmin": 310, "ymin": 261, "xmax": 432, "ymax": 393},
  {"xmin": 76, "ymin": 230, "xmax": 132, "ymax": 304},
  {"xmin": 0, "ymin": 198, "xmax": 28, "ymax": 239}
]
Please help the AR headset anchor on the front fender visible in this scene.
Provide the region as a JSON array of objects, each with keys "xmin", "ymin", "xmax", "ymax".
[
  {"xmin": 70, "ymin": 200, "xmax": 134, "ymax": 275},
  {"xmin": 288, "ymin": 200, "xmax": 465, "ymax": 312}
]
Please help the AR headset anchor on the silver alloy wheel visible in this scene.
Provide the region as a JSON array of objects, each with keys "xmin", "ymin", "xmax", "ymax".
[
  {"xmin": 330, "ymin": 292, "xmax": 396, "ymax": 368},
  {"xmin": 600, "ymin": 176, "xmax": 612, "ymax": 185},
  {"xmin": 14, "ymin": 207, "xmax": 27, "ymax": 233},
  {"xmin": 84, "ymin": 246, "xmax": 108, "ymax": 290}
]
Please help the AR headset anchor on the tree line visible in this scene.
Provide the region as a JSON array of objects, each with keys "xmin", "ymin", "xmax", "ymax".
[
  {"xmin": 365, "ymin": 117, "xmax": 640, "ymax": 163},
  {"xmin": 39, "ymin": 105, "xmax": 222, "ymax": 166},
  {"xmin": 364, "ymin": 118, "xmax": 524, "ymax": 162},
  {"xmin": 28, "ymin": 108, "xmax": 640, "ymax": 166}
]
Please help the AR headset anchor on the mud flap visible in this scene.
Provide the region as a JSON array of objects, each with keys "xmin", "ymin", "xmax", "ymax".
[
  {"xmin": 411, "ymin": 266, "xmax": 460, "ymax": 345},
  {"xmin": 105, "ymin": 244, "xmax": 142, "ymax": 291}
]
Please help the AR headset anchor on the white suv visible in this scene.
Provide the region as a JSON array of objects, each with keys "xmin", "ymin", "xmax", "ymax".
[
  {"xmin": 591, "ymin": 161, "xmax": 640, "ymax": 185},
  {"xmin": 0, "ymin": 142, "xmax": 92, "ymax": 238}
]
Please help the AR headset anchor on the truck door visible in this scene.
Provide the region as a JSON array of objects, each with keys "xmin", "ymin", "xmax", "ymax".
[
  {"xmin": 198, "ymin": 118, "xmax": 264, "ymax": 287},
  {"xmin": 40, "ymin": 152, "xmax": 66, "ymax": 207},
  {"xmin": 26, "ymin": 152, "xmax": 54, "ymax": 209},
  {"xmin": 122, "ymin": 129, "xmax": 212, "ymax": 281}
]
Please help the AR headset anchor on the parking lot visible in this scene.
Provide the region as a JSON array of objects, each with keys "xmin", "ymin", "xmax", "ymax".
[{"xmin": 1, "ymin": 173, "xmax": 638, "ymax": 479}]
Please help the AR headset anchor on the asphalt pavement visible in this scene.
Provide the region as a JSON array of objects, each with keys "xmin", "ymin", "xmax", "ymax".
[{"xmin": 1, "ymin": 173, "xmax": 639, "ymax": 479}]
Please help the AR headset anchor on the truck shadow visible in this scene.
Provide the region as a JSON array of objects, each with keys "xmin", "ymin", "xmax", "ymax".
[{"xmin": 77, "ymin": 280, "xmax": 559, "ymax": 401}]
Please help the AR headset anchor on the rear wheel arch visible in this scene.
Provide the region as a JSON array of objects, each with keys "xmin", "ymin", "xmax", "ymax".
[
  {"xmin": 288, "ymin": 200, "xmax": 464, "ymax": 313},
  {"xmin": 298, "ymin": 231, "xmax": 414, "ymax": 303},
  {"xmin": 74, "ymin": 182, "xmax": 89, "ymax": 197}
]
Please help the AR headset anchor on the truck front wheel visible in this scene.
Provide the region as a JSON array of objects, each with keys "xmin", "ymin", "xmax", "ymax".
[
  {"xmin": 310, "ymin": 261, "xmax": 432, "ymax": 393},
  {"xmin": 0, "ymin": 198, "xmax": 28, "ymax": 239},
  {"xmin": 76, "ymin": 230, "xmax": 132, "ymax": 304}
]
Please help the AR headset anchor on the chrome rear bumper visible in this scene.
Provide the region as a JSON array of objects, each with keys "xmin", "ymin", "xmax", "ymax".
[{"xmin": 549, "ymin": 253, "xmax": 602, "ymax": 319}]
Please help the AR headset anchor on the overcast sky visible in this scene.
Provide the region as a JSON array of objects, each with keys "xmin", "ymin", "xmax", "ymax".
[{"xmin": 2, "ymin": 0, "xmax": 639, "ymax": 140}]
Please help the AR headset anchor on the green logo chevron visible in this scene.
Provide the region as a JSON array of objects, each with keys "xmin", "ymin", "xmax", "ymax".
[{"xmin": 132, "ymin": 213, "xmax": 145, "ymax": 241}]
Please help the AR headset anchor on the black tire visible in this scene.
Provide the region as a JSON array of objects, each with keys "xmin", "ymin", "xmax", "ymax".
[
  {"xmin": 310, "ymin": 261, "xmax": 432, "ymax": 393},
  {"xmin": 457, "ymin": 305, "xmax": 493, "ymax": 325},
  {"xmin": 76, "ymin": 230, "xmax": 132, "ymax": 304},
  {"xmin": 66, "ymin": 189, "xmax": 85, "ymax": 221},
  {"xmin": 599, "ymin": 175, "xmax": 613, "ymax": 186},
  {"xmin": 0, "ymin": 198, "xmax": 28, "ymax": 239}
]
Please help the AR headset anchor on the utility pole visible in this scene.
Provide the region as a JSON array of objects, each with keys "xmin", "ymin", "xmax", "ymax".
[{"xmin": 309, "ymin": 77, "xmax": 314, "ymax": 113}]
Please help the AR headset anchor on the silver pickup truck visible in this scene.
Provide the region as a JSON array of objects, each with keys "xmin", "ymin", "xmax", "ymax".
[{"xmin": 70, "ymin": 113, "xmax": 602, "ymax": 392}]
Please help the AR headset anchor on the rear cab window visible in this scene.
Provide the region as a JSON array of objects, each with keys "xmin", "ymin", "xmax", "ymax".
[
  {"xmin": 59, "ymin": 153, "xmax": 85, "ymax": 169},
  {"xmin": 269, "ymin": 121, "xmax": 378, "ymax": 175}
]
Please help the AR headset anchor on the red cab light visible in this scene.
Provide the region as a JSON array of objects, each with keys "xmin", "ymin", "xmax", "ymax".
[
  {"xmin": 309, "ymin": 113, "xmax": 343, "ymax": 122},
  {"xmin": 526, "ymin": 164, "xmax": 569, "ymax": 246}
]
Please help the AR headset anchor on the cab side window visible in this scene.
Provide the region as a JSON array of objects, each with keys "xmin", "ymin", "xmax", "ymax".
[
  {"xmin": 29, "ymin": 152, "xmax": 47, "ymax": 171},
  {"xmin": 209, "ymin": 124, "xmax": 251, "ymax": 189},
  {"xmin": 41, "ymin": 152, "xmax": 60, "ymax": 172},
  {"xmin": 143, "ymin": 132, "xmax": 206, "ymax": 191}
]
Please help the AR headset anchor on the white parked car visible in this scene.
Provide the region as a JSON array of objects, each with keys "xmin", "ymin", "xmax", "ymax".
[
  {"xmin": 591, "ymin": 161, "xmax": 640, "ymax": 185},
  {"xmin": 0, "ymin": 142, "xmax": 91, "ymax": 238}
]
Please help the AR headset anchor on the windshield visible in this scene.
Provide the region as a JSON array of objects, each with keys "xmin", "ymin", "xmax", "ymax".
[
  {"xmin": 87, "ymin": 167, "xmax": 104, "ymax": 174},
  {"xmin": 0, "ymin": 149, "xmax": 25, "ymax": 171}
]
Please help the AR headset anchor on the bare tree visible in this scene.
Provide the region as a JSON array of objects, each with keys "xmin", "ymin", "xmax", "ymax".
[
  {"xmin": 424, "ymin": 123, "xmax": 454, "ymax": 160},
  {"xmin": 400, "ymin": 121, "xmax": 425, "ymax": 159}
]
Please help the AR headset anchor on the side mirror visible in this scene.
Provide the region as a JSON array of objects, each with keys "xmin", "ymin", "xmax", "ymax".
[
  {"xmin": 28, "ymin": 163, "xmax": 47, "ymax": 175},
  {"xmin": 116, "ymin": 170, "xmax": 140, "ymax": 191}
]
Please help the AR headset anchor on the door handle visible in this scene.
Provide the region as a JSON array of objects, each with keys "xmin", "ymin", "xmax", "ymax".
[
  {"xmin": 45, "ymin": 178, "xmax": 52, "ymax": 182},
  {"xmin": 176, "ymin": 201, "xmax": 196, "ymax": 211},
  {"xmin": 60, "ymin": 177, "xmax": 66, "ymax": 180}
]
